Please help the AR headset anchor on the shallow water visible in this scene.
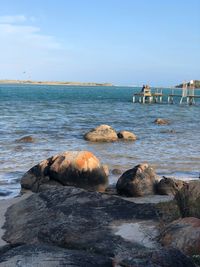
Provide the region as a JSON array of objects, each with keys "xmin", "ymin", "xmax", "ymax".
[{"xmin": 0, "ymin": 84, "xmax": 199, "ymax": 198}]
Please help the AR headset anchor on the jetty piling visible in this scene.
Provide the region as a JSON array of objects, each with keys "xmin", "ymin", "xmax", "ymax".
[{"xmin": 133, "ymin": 82, "xmax": 199, "ymax": 105}]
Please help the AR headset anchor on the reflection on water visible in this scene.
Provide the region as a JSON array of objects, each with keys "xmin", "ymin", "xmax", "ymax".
[{"xmin": 0, "ymin": 85, "xmax": 200, "ymax": 198}]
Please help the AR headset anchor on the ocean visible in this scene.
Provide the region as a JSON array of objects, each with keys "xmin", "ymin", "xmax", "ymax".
[{"xmin": 0, "ymin": 84, "xmax": 199, "ymax": 199}]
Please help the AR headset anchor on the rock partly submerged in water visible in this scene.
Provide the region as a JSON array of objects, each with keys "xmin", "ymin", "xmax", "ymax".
[
  {"xmin": 159, "ymin": 217, "xmax": 200, "ymax": 256},
  {"xmin": 175, "ymin": 180, "xmax": 200, "ymax": 218},
  {"xmin": 84, "ymin": 125, "xmax": 137, "ymax": 142},
  {"xmin": 156, "ymin": 177, "xmax": 186, "ymax": 195},
  {"xmin": 15, "ymin": 135, "xmax": 35, "ymax": 143},
  {"xmin": 84, "ymin": 125, "xmax": 118, "ymax": 142},
  {"xmin": 21, "ymin": 151, "xmax": 108, "ymax": 193},
  {"xmin": 111, "ymin": 168, "xmax": 122, "ymax": 175},
  {"xmin": 154, "ymin": 118, "xmax": 170, "ymax": 125},
  {"xmin": 116, "ymin": 163, "xmax": 156, "ymax": 197},
  {"xmin": 117, "ymin": 130, "xmax": 137, "ymax": 141},
  {"xmin": 2, "ymin": 186, "xmax": 194, "ymax": 267}
]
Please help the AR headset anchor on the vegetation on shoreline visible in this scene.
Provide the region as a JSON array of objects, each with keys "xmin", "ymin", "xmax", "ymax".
[
  {"xmin": 176, "ymin": 80, "xmax": 200, "ymax": 88},
  {"xmin": 0, "ymin": 80, "xmax": 113, "ymax": 86}
]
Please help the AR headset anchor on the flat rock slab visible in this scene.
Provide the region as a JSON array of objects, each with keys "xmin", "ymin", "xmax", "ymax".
[
  {"xmin": 3, "ymin": 187, "xmax": 158, "ymax": 256},
  {"xmin": 2, "ymin": 187, "xmax": 194, "ymax": 266},
  {"xmin": 0, "ymin": 244, "xmax": 112, "ymax": 267}
]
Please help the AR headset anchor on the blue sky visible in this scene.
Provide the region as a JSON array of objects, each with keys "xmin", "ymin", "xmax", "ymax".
[{"xmin": 0, "ymin": 0, "xmax": 199, "ymax": 86}]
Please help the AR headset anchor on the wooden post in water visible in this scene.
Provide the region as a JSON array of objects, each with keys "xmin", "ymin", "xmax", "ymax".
[
  {"xmin": 180, "ymin": 81, "xmax": 188, "ymax": 104},
  {"xmin": 187, "ymin": 80, "xmax": 195, "ymax": 105}
]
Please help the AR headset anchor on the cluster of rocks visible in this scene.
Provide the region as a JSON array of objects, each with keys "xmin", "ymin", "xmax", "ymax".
[
  {"xmin": 1, "ymin": 150, "xmax": 199, "ymax": 266},
  {"xmin": 84, "ymin": 124, "xmax": 137, "ymax": 142},
  {"xmin": 15, "ymin": 119, "xmax": 171, "ymax": 147}
]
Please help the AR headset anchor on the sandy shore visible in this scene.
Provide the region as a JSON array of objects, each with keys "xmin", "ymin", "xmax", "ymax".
[{"xmin": 0, "ymin": 193, "xmax": 32, "ymax": 247}]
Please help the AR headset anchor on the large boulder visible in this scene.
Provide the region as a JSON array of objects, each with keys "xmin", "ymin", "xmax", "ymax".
[
  {"xmin": 159, "ymin": 217, "xmax": 200, "ymax": 256},
  {"xmin": 84, "ymin": 125, "xmax": 118, "ymax": 142},
  {"xmin": 21, "ymin": 151, "xmax": 108, "ymax": 193},
  {"xmin": 116, "ymin": 163, "xmax": 156, "ymax": 197},
  {"xmin": 156, "ymin": 177, "xmax": 186, "ymax": 195},
  {"xmin": 117, "ymin": 130, "xmax": 137, "ymax": 141},
  {"xmin": 175, "ymin": 181, "xmax": 200, "ymax": 218},
  {"xmin": 2, "ymin": 187, "xmax": 195, "ymax": 266}
]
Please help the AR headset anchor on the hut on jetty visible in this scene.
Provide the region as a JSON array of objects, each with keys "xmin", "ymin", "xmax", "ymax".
[{"xmin": 133, "ymin": 80, "xmax": 200, "ymax": 105}]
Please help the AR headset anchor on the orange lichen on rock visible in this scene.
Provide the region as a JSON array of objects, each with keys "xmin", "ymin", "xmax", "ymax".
[{"xmin": 74, "ymin": 151, "xmax": 99, "ymax": 171}]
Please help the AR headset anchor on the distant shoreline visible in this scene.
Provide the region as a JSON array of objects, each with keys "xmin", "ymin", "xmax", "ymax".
[{"xmin": 0, "ymin": 80, "xmax": 113, "ymax": 87}]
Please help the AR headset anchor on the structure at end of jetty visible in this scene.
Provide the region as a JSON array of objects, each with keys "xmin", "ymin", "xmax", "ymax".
[{"xmin": 133, "ymin": 80, "xmax": 200, "ymax": 105}]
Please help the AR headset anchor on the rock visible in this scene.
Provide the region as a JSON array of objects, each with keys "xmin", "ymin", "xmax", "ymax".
[
  {"xmin": 84, "ymin": 125, "xmax": 118, "ymax": 142},
  {"xmin": 118, "ymin": 248, "xmax": 195, "ymax": 267},
  {"xmin": 0, "ymin": 244, "xmax": 112, "ymax": 267},
  {"xmin": 3, "ymin": 187, "xmax": 158, "ymax": 249},
  {"xmin": 116, "ymin": 163, "xmax": 156, "ymax": 197},
  {"xmin": 15, "ymin": 135, "xmax": 35, "ymax": 143},
  {"xmin": 156, "ymin": 177, "xmax": 186, "ymax": 195},
  {"xmin": 112, "ymin": 168, "xmax": 122, "ymax": 175},
  {"xmin": 117, "ymin": 131, "xmax": 137, "ymax": 141},
  {"xmin": 0, "ymin": 189, "xmax": 12, "ymax": 197},
  {"xmin": 160, "ymin": 129, "xmax": 176, "ymax": 134},
  {"xmin": 175, "ymin": 181, "xmax": 200, "ymax": 218},
  {"xmin": 102, "ymin": 164, "xmax": 109, "ymax": 176},
  {"xmin": 2, "ymin": 187, "xmax": 195, "ymax": 266},
  {"xmin": 159, "ymin": 217, "xmax": 200, "ymax": 256},
  {"xmin": 21, "ymin": 151, "xmax": 108, "ymax": 193},
  {"xmin": 154, "ymin": 118, "xmax": 170, "ymax": 125}
]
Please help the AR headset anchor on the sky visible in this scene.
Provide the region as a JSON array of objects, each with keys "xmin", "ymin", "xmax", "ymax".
[{"xmin": 0, "ymin": 0, "xmax": 199, "ymax": 86}]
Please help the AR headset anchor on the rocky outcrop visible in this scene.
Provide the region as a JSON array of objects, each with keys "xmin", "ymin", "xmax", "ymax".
[
  {"xmin": 156, "ymin": 177, "xmax": 186, "ymax": 195},
  {"xmin": 117, "ymin": 131, "xmax": 137, "ymax": 141},
  {"xmin": 175, "ymin": 181, "xmax": 200, "ymax": 218},
  {"xmin": 21, "ymin": 151, "xmax": 108, "ymax": 193},
  {"xmin": 159, "ymin": 217, "xmax": 200, "ymax": 256},
  {"xmin": 84, "ymin": 125, "xmax": 118, "ymax": 142},
  {"xmin": 15, "ymin": 135, "xmax": 35, "ymax": 143},
  {"xmin": 116, "ymin": 163, "xmax": 156, "ymax": 197},
  {"xmin": 154, "ymin": 118, "xmax": 170, "ymax": 125},
  {"xmin": 2, "ymin": 187, "xmax": 195, "ymax": 267},
  {"xmin": 0, "ymin": 244, "xmax": 112, "ymax": 267}
]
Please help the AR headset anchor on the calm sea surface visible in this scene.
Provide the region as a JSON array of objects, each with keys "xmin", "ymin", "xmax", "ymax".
[{"xmin": 0, "ymin": 84, "xmax": 200, "ymax": 199}]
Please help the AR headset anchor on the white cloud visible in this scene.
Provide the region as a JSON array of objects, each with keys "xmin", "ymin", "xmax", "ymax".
[
  {"xmin": 0, "ymin": 15, "xmax": 68, "ymax": 80},
  {"xmin": 0, "ymin": 15, "xmax": 27, "ymax": 24}
]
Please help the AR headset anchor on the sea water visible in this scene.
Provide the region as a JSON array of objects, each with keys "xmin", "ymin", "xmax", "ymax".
[{"xmin": 0, "ymin": 84, "xmax": 199, "ymax": 198}]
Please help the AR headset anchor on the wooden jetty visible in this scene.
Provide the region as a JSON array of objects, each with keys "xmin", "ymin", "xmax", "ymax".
[{"xmin": 133, "ymin": 81, "xmax": 200, "ymax": 105}]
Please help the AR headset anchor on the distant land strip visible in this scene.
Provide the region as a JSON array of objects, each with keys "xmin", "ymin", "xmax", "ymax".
[
  {"xmin": 176, "ymin": 80, "xmax": 200, "ymax": 89},
  {"xmin": 0, "ymin": 80, "xmax": 113, "ymax": 86}
]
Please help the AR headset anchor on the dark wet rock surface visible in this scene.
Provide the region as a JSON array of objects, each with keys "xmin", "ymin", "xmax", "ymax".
[
  {"xmin": 2, "ymin": 186, "xmax": 195, "ymax": 266},
  {"xmin": 0, "ymin": 244, "xmax": 112, "ymax": 267}
]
